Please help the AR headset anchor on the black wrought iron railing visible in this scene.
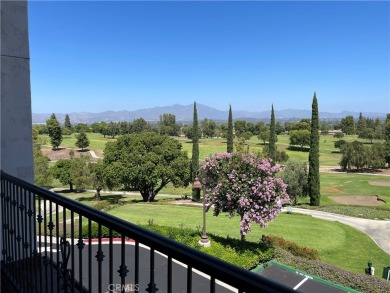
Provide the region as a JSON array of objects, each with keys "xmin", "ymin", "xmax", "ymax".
[{"xmin": 1, "ymin": 171, "xmax": 294, "ymax": 293}]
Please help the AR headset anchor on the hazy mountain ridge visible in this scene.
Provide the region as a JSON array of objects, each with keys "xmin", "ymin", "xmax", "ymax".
[{"xmin": 32, "ymin": 104, "xmax": 387, "ymax": 124}]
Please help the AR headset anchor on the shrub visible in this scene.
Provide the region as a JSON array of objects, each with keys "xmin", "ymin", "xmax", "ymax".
[
  {"xmin": 261, "ymin": 235, "xmax": 320, "ymax": 260},
  {"xmin": 93, "ymin": 200, "xmax": 112, "ymax": 211},
  {"xmin": 144, "ymin": 224, "xmax": 274, "ymax": 270},
  {"xmin": 274, "ymin": 247, "xmax": 390, "ymax": 293},
  {"xmin": 80, "ymin": 222, "xmax": 122, "ymax": 238}
]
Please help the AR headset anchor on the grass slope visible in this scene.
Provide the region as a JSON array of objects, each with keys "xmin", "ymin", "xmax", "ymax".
[{"xmin": 106, "ymin": 203, "xmax": 390, "ymax": 274}]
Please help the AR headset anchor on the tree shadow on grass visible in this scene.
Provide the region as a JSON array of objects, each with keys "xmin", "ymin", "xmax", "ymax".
[
  {"xmin": 287, "ymin": 146, "xmax": 310, "ymax": 152},
  {"xmin": 52, "ymin": 147, "xmax": 66, "ymax": 151},
  {"xmin": 77, "ymin": 194, "xmax": 124, "ymax": 202}
]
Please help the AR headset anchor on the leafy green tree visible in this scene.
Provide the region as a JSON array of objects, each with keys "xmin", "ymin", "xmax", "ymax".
[
  {"xmin": 32, "ymin": 125, "xmax": 39, "ymax": 141},
  {"xmin": 289, "ymin": 130, "xmax": 310, "ymax": 151},
  {"xmin": 269, "ymin": 105, "xmax": 277, "ymax": 163},
  {"xmin": 333, "ymin": 132, "xmax": 344, "ymax": 139},
  {"xmin": 234, "ymin": 120, "xmax": 247, "ymax": 138},
  {"xmin": 258, "ymin": 129, "xmax": 270, "ymax": 145},
  {"xmin": 261, "ymin": 145, "xmax": 289, "ymax": 163},
  {"xmin": 282, "ymin": 161, "xmax": 308, "ymax": 205},
  {"xmin": 52, "ymin": 159, "xmax": 74, "ymax": 191},
  {"xmin": 227, "ymin": 105, "xmax": 234, "ymax": 153},
  {"xmin": 256, "ymin": 122, "xmax": 268, "ymax": 144},
  {"xmin": 339, "ymin": 141, "xmax": 368, "ymax": 170},
  {"xmin": 64, "ymin": 114, "xmax": 72, "ymax": 131},
  {"xmin": 219, "ymin": 123, "xmax": 228, "ymax": 139},
  {"xmin": 103, "ymin": 132, "xmax": 191, "ymax": 202},
  {"xmin": 88, "ymin": 160, "xmax": 107, "ymax": 200},
  {"xmin": 384, "ymin": 120, "xmax": 390, "ymax": 141},
  {"xmin": 308, "ymin": 93, "xmax": 320, "ymax": 206},
  {"xmin": 320, "ymin": 124, "xmax": 329, "ymax": 135},
  {"xmin": 182, "ymin": 124, "xmax": 194, "ymax": 139},
  {"xmin": 243, "ymin": 131, "xmax": 253, "ymax": 140},
  {"xmin": 234, "ymin": 137, "xmax": 249, "ymax": 154},
  {"xmin": 368, "ymin": 143, "xmax": 386, "ymax": 169},
  {"xmin": 130, "ymin": 118, "xmax": 150, "ymax": 133},
  {"xmin": 52, "ymin": 154, "xmax": 90, "ymax": 192},
  {"xmin": 340, "ymin": 115, "xmax": 355, "ymax": 135},
  {"xmin": 118, "ymin": 121, "xmax": 130, "ymax": 135},
  {"xmin": 75, "ymin": 131, "xmax": 90, "ymax": 150},
  {"xmin": 275, "ymin": 121, "xmax": 284, "ymax": 135},
  {"xmin": 373, "ymin": 118, "xmax": 383, "ymax": 141},
  {"xmin": 62, "ymin": 127, "xmax": 73, "ymax": 136},
  {"xmin": 91, "ymin": 122, "xmax": 106, "ymax": 134},
  {"xmin": 74, "ymin": 123, "xmax": 89, "ymax": 133},
  {"xmin": 246, "ymin": 122, "xmax": 255, "ymax": 135},
  {"xmin": 33, "ymin": 144, "xmax": 52, "ymax": 186},
  {"xmin": 46, "ymin": 113, "xmax": 62, "ymax": 150},
  {"xmin": 71, "ymin": 154, "xmax": 91, "ymax": 191},
  {"xmin": 200, "ymin": 118, "xmax": 216, "ymax": 138},
  {"xmin": 159, "ymin": 113, "xmax": 180, "ymax": 136},
  {"xmin": 383, "ymin": 140, "xmax": 390, "ymax": 166},
  {"xmin": 357, "ymin": 112, "xmax": 366, "ymax": 136},
  {"xmin": 334, "ymin": 139, "xmax": 346, "ymax": 149},
  {"xmin": 290, "ymin": 119, "xmax": 311, "ymax": 131},
  {"xmin": 107, "ymin": 122, "xmax": 119, "ymax": 138}
]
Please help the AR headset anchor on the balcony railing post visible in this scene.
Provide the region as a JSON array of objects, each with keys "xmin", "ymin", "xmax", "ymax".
[{"xmin": 0, "ymin": 171, "xmax": 295, "ymax": 293}]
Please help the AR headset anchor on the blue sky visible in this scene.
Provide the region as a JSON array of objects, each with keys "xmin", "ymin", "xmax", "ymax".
[{"xmin": 29, "ymin": 1, "xmax": 389, "ymax": 114}]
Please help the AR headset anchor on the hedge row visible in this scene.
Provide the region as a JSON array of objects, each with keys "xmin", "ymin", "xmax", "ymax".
[
  {"xmin": 78, "ymin": 222, "xmax": 389, "ymax": 292},
  {"xmin": 273, "ymin": 247, "xmax": 390, "ymax": 293},
  {"xmin": 261, "ymin": 234, "xmax": 320, "ymax": 260}
]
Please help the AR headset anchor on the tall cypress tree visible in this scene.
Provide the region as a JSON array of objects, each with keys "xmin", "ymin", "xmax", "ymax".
[
  {"xmin": 191, "ymin": 102, "xmax": 200, "ymax": 201},
  {"xmin": 191, "ymin": 102, "xmax": 199, "ymax": 181},
  {"xmin": 308, "ymin": 93, "xmax": 320, "ymax": 206},
  {"xmin": 227, "ymin": 105, "xmax": 234, "ymax": 153},
  {"xmin": 269, "ymin": 104, "xmax": 276, "ymax": 164}
]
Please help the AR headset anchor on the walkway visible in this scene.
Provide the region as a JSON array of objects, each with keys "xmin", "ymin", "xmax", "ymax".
[{"xmin": 282, "ymin": 207, "xmax": 390, "ymax": 255}]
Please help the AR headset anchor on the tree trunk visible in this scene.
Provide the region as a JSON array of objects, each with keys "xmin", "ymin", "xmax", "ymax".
[
  {"xmin": 69, "ymin": 182, "xmax": 74, "ymax": 192},
  {"xmin": 95, "ymin": 188, "xmax": 101, "ymax": 201},
  {"xmin": 148, "ymin": 193, "xmax": 156, "ymax": 202},
  {"xmin": 240, "ymin": 215, "xmax": 246, "ymax": 243},
  {"xmin": 140, "ymin": 192, "xmax": 149, "ymax": 202}
]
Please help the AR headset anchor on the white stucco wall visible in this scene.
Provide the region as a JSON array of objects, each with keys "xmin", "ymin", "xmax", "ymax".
[{"xmin": 1, "ymin": 0, "xmax": 34, "ymax": 183}]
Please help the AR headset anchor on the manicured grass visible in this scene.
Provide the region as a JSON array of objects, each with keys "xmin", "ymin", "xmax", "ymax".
[
  {"xmin": 178, "ymin": 137, "xmax": 263, "ymax": 161},
  {"xmin": 40, "ymin": 133, "xmax": 382, "ymax": 167},
  {"xmin": 106, "ymin": 203, "xmax": 390, "ymax": 274},
  {"xmin": 40, "ymin": 133, "xmax": 114, "ymax": 150},
  {"xmin": 318, "ymin": 173, "xmax": 390, "ymax": 207}
]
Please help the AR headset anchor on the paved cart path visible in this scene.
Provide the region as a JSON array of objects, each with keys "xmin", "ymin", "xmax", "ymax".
[{"xmin": 282, "ymin": 207, "xmax": 390, "ymax": 255}]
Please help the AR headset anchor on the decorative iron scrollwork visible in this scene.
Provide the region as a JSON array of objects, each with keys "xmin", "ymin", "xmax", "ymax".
[{"xmin": 59, "ymin": 237, "xmax": 72, "ymax": 293}]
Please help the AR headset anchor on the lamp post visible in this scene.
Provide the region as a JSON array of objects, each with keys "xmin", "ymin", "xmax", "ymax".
[{"xmin": 192, "ymin": 177, "xmax": 210, "ymax": 247}]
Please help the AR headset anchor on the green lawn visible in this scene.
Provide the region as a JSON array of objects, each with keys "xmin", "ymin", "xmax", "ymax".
[
  {"xmin": 105, "ymin": 203, "xmax": 390, "ymax": 274},
  {"xmin": 40, "ymin": 133, "xmax": 114, "ymax": 150},
  {"xmin": 319, "ymin": 173, "xmax": 390, "ymax": 207},
  {"xmin": 40, "ymin": 132, "xmax": 382, "ymax": 167}
]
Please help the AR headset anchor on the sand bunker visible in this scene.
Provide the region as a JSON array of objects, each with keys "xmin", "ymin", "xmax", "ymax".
[
  {"xmin": 369, "ymin": 180, "xmax": 390, "ymax": 187},
  {"xmin": 329, "ymin": 195, "xmax": 385, "ymax": 206}
]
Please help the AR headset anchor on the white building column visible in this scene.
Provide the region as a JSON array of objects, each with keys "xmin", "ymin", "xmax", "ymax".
[
  {"xmin": 1, "ymin": 0, "xmax": 34, "ymax": 183},
  {"xmin": 1, "ymin": 1, "xmax": 34, "ymax": 278}
]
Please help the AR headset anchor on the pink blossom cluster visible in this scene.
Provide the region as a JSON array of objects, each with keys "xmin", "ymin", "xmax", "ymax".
[{"xmin": 202, "ymin": 152, "xmax": 289, "ymax": 239}]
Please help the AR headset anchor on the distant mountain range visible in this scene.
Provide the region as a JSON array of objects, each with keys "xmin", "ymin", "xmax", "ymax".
[{"xmin": 32, "ymin": 104, "xmax": 386, "ymax": 124}]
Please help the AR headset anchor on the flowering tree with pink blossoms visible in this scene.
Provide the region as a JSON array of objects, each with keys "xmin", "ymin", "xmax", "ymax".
[{"xmin": 202, "ymin": 152, "xmax": 289, "ymax": 242}]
